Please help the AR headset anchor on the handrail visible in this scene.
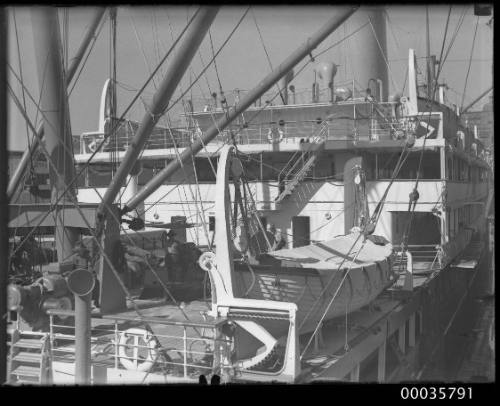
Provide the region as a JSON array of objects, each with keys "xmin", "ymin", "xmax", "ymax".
[
  {"xmin": 48, "ymin": 311, "xmax": 232, "ymax": 381},
  {"xmin": 47, "ymin": 309, "xmax": 102, "ymax": 318},
  {"xmin": 102, "ymin": 314, "xmax": 227, "ymax": 329},
  {"xmin": 277, "ymin": 120, "xmax": 328, "ymax": 188}
]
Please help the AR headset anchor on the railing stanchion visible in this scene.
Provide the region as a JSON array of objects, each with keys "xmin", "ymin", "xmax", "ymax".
[
  {"xmin": 183, "ymin": 327, "xmax": 188, "ymax": 378},
  {"xmin": 49, "ymin": 314, "xmax": 54, "ymax": 353},
  {"xmin": 114, "ymin": 321, "xmax": 119, "ymax": 369}
]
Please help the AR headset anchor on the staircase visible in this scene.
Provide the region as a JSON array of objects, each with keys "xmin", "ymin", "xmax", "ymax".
[
  {"xmin": 275, "ymin": 123, "xmax": 328, "ymax": 204},
  {"xmin": 8, "ymin": 330, "xmax": 51, "ymax": 385}
]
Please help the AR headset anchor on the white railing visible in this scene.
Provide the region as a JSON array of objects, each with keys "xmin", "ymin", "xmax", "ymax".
[
  {"xmin": 47, "ymin": 310, "xmax": 232, "ymax": 381},
  {"xmin": 394, "ymin": 244, "xmax": 442, "ymax": 273},
  {"xmin": 77, "ymin": 114, "xmax": 421, "ymax": 156}
]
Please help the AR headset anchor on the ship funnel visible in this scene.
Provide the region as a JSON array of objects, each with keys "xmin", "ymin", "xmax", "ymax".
[
  {"xmin": 316, "ymin": 61, "xmax": 337, "ymax": 103},
  {"xmin": 279, "ymin": 69, "xmax": 294, "ymax": 105}
]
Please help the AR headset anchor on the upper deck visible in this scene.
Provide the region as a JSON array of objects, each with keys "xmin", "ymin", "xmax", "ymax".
[{"xmin": 73, "ymin": 85, "xmax": 489, "ymax": 169}]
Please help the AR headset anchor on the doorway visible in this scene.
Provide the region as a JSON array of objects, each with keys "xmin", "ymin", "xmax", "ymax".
[{"xmin": 292, "ymin": 216, "xmax": 310, "ymax": 248}]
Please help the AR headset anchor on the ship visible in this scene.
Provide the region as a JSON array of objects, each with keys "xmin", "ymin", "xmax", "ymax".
[{"xmin": 2, "ymin": 5, "xmax": 494, "ymax": 384}]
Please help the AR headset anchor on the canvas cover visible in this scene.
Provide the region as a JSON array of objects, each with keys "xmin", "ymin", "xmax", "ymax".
[{"xmin": 261, "ymin": 232, "xmax": 393, "ymax": 273}]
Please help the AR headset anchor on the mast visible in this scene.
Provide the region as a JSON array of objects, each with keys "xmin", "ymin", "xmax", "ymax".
[
  {"xmin": 7, "ymin": 7, "xmax": 106, "ymax": 200},
  {"xmin": 31, "ymin": 8, "xmax": 77, "ymax": 262},
  {"xmin": 426, "ymin": 6, "xmax": 432, "ymax": 98},
  {"xmin": 124, "ymin": 6, "xmax": 358, "ymax": 213},
  {"xmin": 96, "ymin": 6, "xmax": 219, "ymax": 220},
  {"xmin": 0, "ymin": 6, "xmax": 8, "ymax": 386}
]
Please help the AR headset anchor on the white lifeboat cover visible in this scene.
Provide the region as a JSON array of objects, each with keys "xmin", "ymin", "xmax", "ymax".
[{"xmin": 261, "ymin": 232, "xmax": 393, "ymax": 274}]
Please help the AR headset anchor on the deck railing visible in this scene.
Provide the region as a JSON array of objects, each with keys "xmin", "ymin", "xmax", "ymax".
[
  {"xmin": 47, "ymin": 309, "xmax": 232, "ymax": 382},
  {"xmin": 394, "ymin": 244, "xmax": 442, "ymax": 273},
  {"xmin": 77, "ymin": 114, "xmax": 413, "ymax": 155}
]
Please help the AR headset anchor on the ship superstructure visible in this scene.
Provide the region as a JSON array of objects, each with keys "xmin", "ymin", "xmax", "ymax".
[{"xmin": 74, "ymin": 7, "xmax": 490, "ymax": 274}]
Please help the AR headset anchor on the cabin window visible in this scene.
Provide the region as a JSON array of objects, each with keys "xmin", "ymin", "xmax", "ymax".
[
  {"xmin": 87, "ymin": 163, "xmax": 112, "ymax": 187},
  {"xmin": 261, "ymin": 162, "xmax": 276, "ymax": 181},
  {"xmin": 194, "ymin": 157, "xmax": 217, "ymax": 182},
  {"xmin": 138, "ymin": 166, "xmax": 154, "ymax": 185},
  {"xmin": 363, "ymin": 153, "xmax": 376, "ymax": 181},
  {"xmin": 377, "ymin": 151, "xmax": 440, "ymax": 180},
  {"xmin": 237, "ymin": 154, "xmax": 261, "ymax": 181},
  {"xmin": 376, "ymin": 152, "xmax": 401, "ymax": 179},
  {"xmin": 261, "ymin": 153, "xmax": 296, "ymax": 182},
  {"xmin": 75, "ymin": 165, "xmax": 88, "ymax": 188}
]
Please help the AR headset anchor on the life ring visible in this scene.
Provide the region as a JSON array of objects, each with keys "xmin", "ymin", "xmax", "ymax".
[
  {"xmin": 267, "ymin": 128, "xmax": 283, "ymax": 143},
  {"xmin": 88, "ymin": 140, "xmax": 98, "ymax": 153},
  {"xmin": 118, "ymin": 328, "xmax": 158, "ymax": 372}
]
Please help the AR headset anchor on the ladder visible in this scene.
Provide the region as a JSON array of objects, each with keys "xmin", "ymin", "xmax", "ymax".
[
  {"xmin": 8, "ymin": 330, "xmax": 51, "ymax": 385},
  {"xmin": 275, "ymin": 123, "xmax": 328, "ymax": 204}
]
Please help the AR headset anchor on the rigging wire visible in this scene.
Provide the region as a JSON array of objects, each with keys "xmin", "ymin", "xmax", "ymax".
[
  {"xmin": 6, "ymin": 9, "xmax": 202, "ymax": 260},
  {"xmin": 129, "ymin": 12, "xmax": 160, "ymax": 90},
  {"xmin": 12, "ymin": 10, "xmax": 34, "ymax": 178},
  {"xmin": 460, "ymin": 16, "xmax": 479, "ymax": 110},
  {"xmin": 251, "ymin": 8, "xmax": 285, "ymax": 104},
  {"xmin": 160, "ymin": 7, "xmax": 250, "ymax": 118},
  {"xmin": 401, "ymin": 6, "xmax": 470, "ymax": 256},
  {"xmin": 368, "ymin": 17, "xmax": 399, "ymax": 91},
  {"xmin": 134, "ymin": 18, "xmax": 219, "ymax": 248},
  {"xmin": 436, "ymin": 6, "xmax": 469, "ymax": 84},
  {"xmin": 297, "ymin": 141, "xmax": 409, "ymax": 335},
  {"xmin": 10, "ymin": 77, "xmax": 202, "ymax": 327},
  {"xmin": 11, "ymin": 9, "xmax": 202, "ymax": 241},
  {"xmin": 68, "ymin": 13, "xmax": 108, "ymax": 97},
  {"xmin": 300, "ymin": 232, "xmax": 368, "ymax": 359}
]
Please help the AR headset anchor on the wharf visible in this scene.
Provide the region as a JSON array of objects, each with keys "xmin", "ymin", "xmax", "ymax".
[{"xmin": 455, "ymin": 297, "xmax": 495, "ymax": 382}]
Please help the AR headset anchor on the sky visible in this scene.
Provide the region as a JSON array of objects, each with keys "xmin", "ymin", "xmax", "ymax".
[{"xmin": 6, "ymin": 5, "xmax": 494, "ymax": 151}]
